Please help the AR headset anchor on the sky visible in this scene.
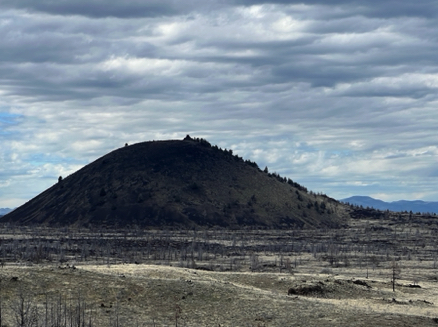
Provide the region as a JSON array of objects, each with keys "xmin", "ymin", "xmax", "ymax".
[{"xmin": 1, "ymin": 0, "xmax": 438, "ymax": 208}]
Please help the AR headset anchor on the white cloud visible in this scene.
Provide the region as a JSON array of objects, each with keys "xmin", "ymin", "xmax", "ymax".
[{"xmin": 0, "ymin": 0, "xmax": 438, "ymax": 206}]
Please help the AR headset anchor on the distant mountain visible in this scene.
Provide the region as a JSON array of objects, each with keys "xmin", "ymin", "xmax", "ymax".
[
  {"xmin": 1, "ymin": 137, "xmax": 349, "ymax": 228},
  {"xmin": 0, "ymin": 208, "xmax": 12, "ymax": 216},
  {"xmin": 341, "ymin": 196, "xmax": 438, "ymax": 214}
]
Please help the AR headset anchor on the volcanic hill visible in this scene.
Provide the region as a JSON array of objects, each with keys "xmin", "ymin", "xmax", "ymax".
[{"xmin": 1, "ymin": 136, "xmax": 349, "ymax": 228}]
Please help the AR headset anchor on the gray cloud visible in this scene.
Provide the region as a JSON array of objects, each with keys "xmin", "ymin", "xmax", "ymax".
[
  {"xmin": 1, "ymin": 1, "xmax": 200, "ymax": 18},
  {"xmin": 5, "ymin": 0, "xmax": 438, "ymax": 19},
  {"xmin": 0, "ymin": 1, "xmax": 437, "ymax": 207},
  {"xmin": 234, "ymin": 1, "xmax": 438, "ymax": 18}
]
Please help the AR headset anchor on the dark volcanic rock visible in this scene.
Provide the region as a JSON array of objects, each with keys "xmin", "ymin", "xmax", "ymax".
[{"xmin": 1, "ymin": 137, "xmax": 348, "ymax": 228}]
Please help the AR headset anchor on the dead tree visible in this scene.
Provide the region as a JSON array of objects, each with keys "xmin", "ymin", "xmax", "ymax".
[
  {"xmin": 10, "ymin": 288, "xmax": 38, "ymax": 327},
  {"xmin": 391, "ymin": 260, "xmax": 401, "ymax": 292}
]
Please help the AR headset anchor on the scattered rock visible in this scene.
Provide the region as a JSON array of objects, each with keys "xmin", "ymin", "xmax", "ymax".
[
  {"xmin": 353, "ymin": 280, "xmax": 371, "ymax": 288},
  {"xmin": 408, "ymin": 284, "xmax": 421, "ymax": 288},
  {"xmin": 288, "ymin": 284, "xmax": 324, "ymax": 296}
]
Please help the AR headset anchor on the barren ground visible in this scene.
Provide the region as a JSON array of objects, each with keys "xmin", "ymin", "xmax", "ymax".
[
  {"xmin": 0, "ymin": 261, "xmax": 438, "ymax": 327},
  {"xmin": 1, "ymin": 212, "xmax": 438, "ymax": 326}
]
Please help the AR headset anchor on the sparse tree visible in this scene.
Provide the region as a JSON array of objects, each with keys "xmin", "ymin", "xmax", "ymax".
[
  {"xmin": 391, "ymin": 260, "xmax": 401, "ymax": 292},
  {"xmin": 250, "ymin": 254, "xmax": 259, "ymax": 271},
  {"xmin": 10, "ymin": 288, "xmax": 38, "ymax": 327}
]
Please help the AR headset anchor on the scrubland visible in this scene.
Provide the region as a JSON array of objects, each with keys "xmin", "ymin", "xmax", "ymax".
[{"xmin": 1, "ymin": 211, "xmax": 438, "ymax": 326}]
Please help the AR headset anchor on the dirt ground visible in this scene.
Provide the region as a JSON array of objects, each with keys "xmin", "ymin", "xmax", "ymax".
[
  {"xmin": 1, "ymin": 263, "xmax": 438, "ymax": 327},
  {"xmin": 1, "ymin": 213, "xmax": 438, "ymax": 326}
]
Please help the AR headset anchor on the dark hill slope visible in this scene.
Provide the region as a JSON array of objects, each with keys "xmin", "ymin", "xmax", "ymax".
[{"xmin": 1, "ymin": 138, "xmax": 348, "ymax": 228}]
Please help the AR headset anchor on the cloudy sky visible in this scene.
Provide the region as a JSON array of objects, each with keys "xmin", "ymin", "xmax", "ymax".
[{"xmin": 1, "ymin": 0, "xmax": 438, "ymax": 208}]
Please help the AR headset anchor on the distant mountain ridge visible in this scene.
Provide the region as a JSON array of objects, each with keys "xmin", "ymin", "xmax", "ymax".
[
  {"xmin": 341, "ymin": 196, "xmax": 438, "ymax": 214},
  {"xmin": 0, "ymin": 208, "xmax": 12, "ymax": 216}
]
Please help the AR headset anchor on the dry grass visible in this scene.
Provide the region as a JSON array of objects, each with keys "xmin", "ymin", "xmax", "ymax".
[
  {"xmin": 1, "ymin": 213, "xmax": 438, "ymax": 326},
  {"xmin": 1, "ymin": 263, "xmax": 438, "ymax": 326}
]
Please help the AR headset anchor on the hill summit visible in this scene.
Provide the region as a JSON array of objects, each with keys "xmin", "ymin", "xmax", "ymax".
[{"xmin": 1, "ymin": 136, "xmax": 348, "ymax": 228}]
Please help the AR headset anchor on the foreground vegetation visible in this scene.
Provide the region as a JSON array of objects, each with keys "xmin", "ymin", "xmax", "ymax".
[{"xmin": 1, "ymin": 209, "xmax": 438, "ymax": 326}]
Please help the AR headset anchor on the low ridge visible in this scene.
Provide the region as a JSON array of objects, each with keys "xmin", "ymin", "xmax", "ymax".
[
  {"xmin": 1, "ymin": 136, "xmax": 349, "ymax": 228},
  {"xmin": 342, "ymin": 196, "xmax": 438, "ymax": 214}
]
